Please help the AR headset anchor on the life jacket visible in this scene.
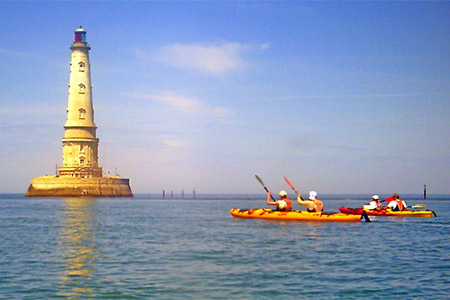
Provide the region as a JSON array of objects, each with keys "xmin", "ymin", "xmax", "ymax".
[
  {"xmin": 278, "ymin": 199, "xmax": 292, "ymax": 212},
  {"xmin": 285, "ymin": 199, "xmax": 292, "ymax": 211},
  {"xmin": 307, "ymin": 199, "xmax": 323, "ymax": 212},
  {"xmin": 395, "ymin": 199, "xmax": 404, "ymax": 211}
]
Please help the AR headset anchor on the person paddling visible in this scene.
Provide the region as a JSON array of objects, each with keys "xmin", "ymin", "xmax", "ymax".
[
  {"xmin": 363, "ymin": 194, "xmax": 381, "ymax": 211},
  {"xmin": 267, "ymin": 190, "xmax": 292, "ymax": 212},
  {"xmin": 296, "ymin": 191, "xmax": 324, "ymax": 212},
  {"xmin": 384, "ymin": 193, "xmax": 400, "ymax": 203},
  {"xmin": 385, "ymin": 193, "xmax": 409, "ymax": 211}
]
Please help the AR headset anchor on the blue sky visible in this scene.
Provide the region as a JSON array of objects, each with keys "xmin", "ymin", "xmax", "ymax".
[{"xmin": 1, "ymin": 1, "xmax": 449, "ymax": 195}]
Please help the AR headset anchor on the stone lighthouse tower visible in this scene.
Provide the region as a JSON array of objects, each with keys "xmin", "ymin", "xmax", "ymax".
[
  {"xmin": 26, "ymin": 27, "xmax": 133, "ymax": 197},
  {"xmin": 58, "ymin": 26, "xmax": 102, "ymax": 178}
]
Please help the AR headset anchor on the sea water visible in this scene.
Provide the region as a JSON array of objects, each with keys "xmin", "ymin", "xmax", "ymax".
[{"xmin": 0, "ymin": 194, "xmax": 449, "ymax": 299}]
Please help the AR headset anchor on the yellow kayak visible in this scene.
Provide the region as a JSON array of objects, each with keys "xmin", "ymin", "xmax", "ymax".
[
  {"xmin": 365, "ymin": 208, "xmax": 436, "ymax": 217},
  {"xmin": 230, "ymin": 208, "xmax": 366, "ymax": 222}
]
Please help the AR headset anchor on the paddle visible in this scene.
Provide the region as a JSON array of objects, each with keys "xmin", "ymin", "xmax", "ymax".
[
  {"xmin": 283, "ymin": 176, "xmax": 299, "ymax": 195},
  {"xmin": 284, "ymin": 176, "xmax": 371, "ymax": 222},
  {"xmin": 255, "ymin": 175, "xmax": 276, "ymax": 201},
  {"xmin": 411, "ymin": 204, "xmax": 426, "ymax": 209},
  {"xmin": 361, "ymin": 210, "xmax": 371, "ymax": 222}
]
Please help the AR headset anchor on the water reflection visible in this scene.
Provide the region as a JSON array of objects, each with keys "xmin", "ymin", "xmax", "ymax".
[{"xmin": 58, "ymin": 198, "xmax": 97, "ymax": 298}]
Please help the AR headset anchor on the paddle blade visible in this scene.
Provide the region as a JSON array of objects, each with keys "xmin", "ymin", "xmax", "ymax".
[
  {"xmin": 361, "ymin": 210, "xmax": 371, "ymax": 222},
  {"xmin": 255, "ymin": 174, "xmax": 265, "ymax": 187},
  {"xmin": 411, "ymin": 204, "xmax": 426, "ymax": 209},
  {"xmin": 255, "ymin": 174, "xmax": 275, "ymax": 201}
]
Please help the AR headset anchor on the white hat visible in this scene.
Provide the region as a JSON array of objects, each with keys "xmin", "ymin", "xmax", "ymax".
[
  {"xmin": 372, "ymin": 194, "xmax": 379, "ymax": 200},
  {"xmin": 309, "ymin": 191, "xmax": 317, "ymax": 200},
  {"xmin": 279, "ymin": 190, "xmax": 287, "ymax": 197}
]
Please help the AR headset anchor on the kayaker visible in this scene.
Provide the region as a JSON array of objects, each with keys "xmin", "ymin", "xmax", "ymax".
[
  {"xmin": 384, "ymin": 193, "xmax": 400, "ymax": 203},
  {"xmin": 363, "ymin": 194, "xmax": 381, "ymax": 211},
  {"xmin": 296, "ymin": 191, "xmax": 324, "ymax": 212},
  {"xmin": 267, "ymin": 190, "xmax": 292, "ymax": 212},
  {"xmin": 386, "ymin": 194, "xmax": 409, "ymax": 211}
]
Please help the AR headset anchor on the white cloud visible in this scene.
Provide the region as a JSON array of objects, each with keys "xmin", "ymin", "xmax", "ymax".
[
  {"xmin": 134, "ymin": 41, "xmax": 271, "ymax": 76},
  {"xmin": 131, "ymin": 91, "xmax": 232, "ymax": 120},
  {"xmin": 151, "ymin": 93, "xmax": 203, "ymax": 114},
  {"xmin": 156, "ymin": 42, "xmax": 247, "ymax": 76},
  {"xmin": 260, "ymin": 43, "xmax": 271, "ymax": 50},
  {"xmin": 162, "ymin": 139, "xmax": 191, "ymax": 149}
]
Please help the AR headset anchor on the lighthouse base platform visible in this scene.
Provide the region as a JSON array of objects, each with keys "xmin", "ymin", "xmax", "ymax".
[{"xmin": 25, "ymin": 176, "xmax": 133, "ymax": 197}]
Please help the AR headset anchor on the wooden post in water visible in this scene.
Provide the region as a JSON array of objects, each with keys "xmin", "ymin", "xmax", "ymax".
[
  {"xmin": 182, "ymin": 188, "xmax": 184, "ymax": 199},
  {"xmin": 163, "ymin": 190, "xmax": 165, "ymax": 198},
  {"xmin": 424, "ymin": 185, "xmax": 427, "ymax": 199},
  {"xmin": 171, "ymin": 190, "xmax": 173, "ymax": 198},
  {"xmin": 193, "ymin": 187, "xmax": 196, "ymax": 199}
]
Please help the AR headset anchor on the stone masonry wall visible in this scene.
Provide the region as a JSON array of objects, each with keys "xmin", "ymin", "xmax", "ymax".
[{"xmin": 25, "ymin": 176, "xmax": 133, "ymax": 197}]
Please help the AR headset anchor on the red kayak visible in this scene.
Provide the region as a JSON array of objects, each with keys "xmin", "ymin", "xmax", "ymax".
[{"xmin": 339, "ymin": 207, "xmax": 436, "ymax": 217}]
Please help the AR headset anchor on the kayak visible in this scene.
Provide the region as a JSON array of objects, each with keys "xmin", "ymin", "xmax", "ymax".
[
  {"xmin": 230, "ymin": 208, "xmax": 367, "ymax": 222},
  {"xmin": 338, "ymin": 207, "xmax": 436, "ymax": 217}
]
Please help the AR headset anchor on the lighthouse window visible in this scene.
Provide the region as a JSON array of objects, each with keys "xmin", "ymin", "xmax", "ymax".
[
  {"xmin": 79, "ymin": 108, "xmax": 86, "ymax": 119},
  {"xmin": 79, "ymin": 62, "xmax": 85, "ymax": 72},
  {"xmin": 75, "ymin": 32, "xmax": 82, "ymax": 43},
  {"xmin": 79, "ymin": 83, "xmax": 86, "ymax": 94}
]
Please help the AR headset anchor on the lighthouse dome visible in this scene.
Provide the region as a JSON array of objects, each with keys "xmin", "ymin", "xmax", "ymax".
[{"xmin": 75, "ymin": 26, "xmax": 85, "ymax": 32}]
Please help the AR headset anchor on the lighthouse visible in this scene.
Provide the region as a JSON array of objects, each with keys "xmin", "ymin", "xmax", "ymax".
[
  {"xmin": 58, "ymin": 26, "xmax": 102, "ymax": 178},
  {"xmin": 25, "ymin": 27, "xmax": 133, "ymax": 197}
]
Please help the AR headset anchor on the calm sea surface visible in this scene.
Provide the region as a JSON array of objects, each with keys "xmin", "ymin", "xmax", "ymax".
[{"xmin": 1, "ymin": 194, "xmax": 449, "ymax": 299}]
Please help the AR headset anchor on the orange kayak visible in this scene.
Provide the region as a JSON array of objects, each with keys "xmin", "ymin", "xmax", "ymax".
[{"xmin": 230, "ymin": 208, "xmax": 367, "ymax": 222}]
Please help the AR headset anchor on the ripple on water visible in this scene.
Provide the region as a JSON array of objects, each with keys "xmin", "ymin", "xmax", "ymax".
[{"xmin": 0, "ymin": 197, "xmax": 449, "ymax": 299}]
